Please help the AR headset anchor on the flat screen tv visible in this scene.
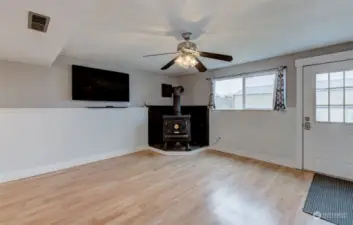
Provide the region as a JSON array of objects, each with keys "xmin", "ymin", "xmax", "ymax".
[{"xmin": 72, "ymin": 65, "xmax": 129, "ymax": 102}]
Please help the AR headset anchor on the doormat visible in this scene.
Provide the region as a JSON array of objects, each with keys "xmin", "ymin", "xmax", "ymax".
[{"xmin": 303, "ymin": 174, "xmax": 353, "ymax": 225}]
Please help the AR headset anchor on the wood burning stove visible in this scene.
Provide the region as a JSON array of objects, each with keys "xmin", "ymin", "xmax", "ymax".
[{"xmin": 163, "ymin": 86, "xmax": 191, "ymax": 150}]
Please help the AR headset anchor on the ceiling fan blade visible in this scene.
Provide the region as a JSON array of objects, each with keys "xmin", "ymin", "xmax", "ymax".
[
  {"xmin": 195, "ymin": 58, "xmax": 207, "ymax": 72},
  {"xmin": 143, "ymin": 52, "xmax": 178, "ymax": 57},
  {"xmin": 198, "ymin": 51, "xmax": 233, "ymax": 62},
  {"xmin": 161, "ymin": 57, "xmax": 178, "ymax": 70}
]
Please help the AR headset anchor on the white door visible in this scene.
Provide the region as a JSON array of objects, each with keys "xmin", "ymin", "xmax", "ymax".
[{"xmin": 303, "ymin": 60, "xmax": 353, "ymax": 180}]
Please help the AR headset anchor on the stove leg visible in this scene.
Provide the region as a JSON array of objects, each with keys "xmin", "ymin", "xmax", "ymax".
[
  {"xmin": 163, "ymin": 142, "xmax": 168, "ymax": 150},
  {"xmin": 185, "ymin": 143, "xmax": 191, "ymax": 151}
]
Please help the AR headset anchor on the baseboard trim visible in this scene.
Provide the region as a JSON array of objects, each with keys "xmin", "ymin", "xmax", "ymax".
[
  {"xmin": 0, "ymin": 148, "xmax": 143, "ymax": 183},
  {"xmin": 0, "ymin": 146, "xmax": 296, "ymax": 183},
  {"xmin": 214, "ymin": 147, "xmax": 296, "ymax": 169}
]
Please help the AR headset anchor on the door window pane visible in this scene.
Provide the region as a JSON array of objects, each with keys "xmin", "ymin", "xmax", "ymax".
[
  {"xmin": 316, "ymin": 89, "xmax": 328, "ymax": 105},
  {"xmin": 330, "ymin": 106, "xmax": 344, "ymax": 122},
  {"xmin": 345, "ymin": 88, "xmax": 353, "ymax": 105},
  {"xmin": 316, "ymin": 106, "xmax": 329, "ymax": 122},
  {"xmin": 315, "ymin": 70, "xmax": 353, "ymax": 124},
  {"xmin": 330, "ymin": 88, "xmax": 344, "ymax": 105},
  {"xmin": 329, "ymin": 72, "xmax": 344, "ymax": 88},
  {"xmin": 316, "ymin": 73, "xmax": 328, "ymax": 89},
  {"xmin": 345, "ymin": 70, "xmax": 353, "ymax": 87},
  {"xmin": 345, "ymin": 107, "xmax": 353, "ymax": 123}
]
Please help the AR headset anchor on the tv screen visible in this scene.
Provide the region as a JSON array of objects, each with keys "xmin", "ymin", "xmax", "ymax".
[{"xmin": 72, "ymin": 65, "xmax": 129, "ymax": 102}]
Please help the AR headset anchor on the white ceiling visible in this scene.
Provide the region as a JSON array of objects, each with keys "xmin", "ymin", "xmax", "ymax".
[
  {"xmin": 1, "ymin": 0, "xmax": 353, "ymax": 75},
  {"xmin": 0, "ymin": 0, "xmax": 96, "ymax": 66}
]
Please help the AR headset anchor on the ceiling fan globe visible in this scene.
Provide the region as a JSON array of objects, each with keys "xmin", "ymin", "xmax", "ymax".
[{"xmin": 145, "ymin": 31, "xmax": 233, "ymax": 72}]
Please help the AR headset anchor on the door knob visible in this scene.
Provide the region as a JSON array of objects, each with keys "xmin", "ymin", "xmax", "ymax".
[
  {"xmin": 304, "ymin": 116, "xmax": 311, "ymax": 130},
  {"xmin": 304, "ymin": 121, "xmax": 311, "ymax": 130}
]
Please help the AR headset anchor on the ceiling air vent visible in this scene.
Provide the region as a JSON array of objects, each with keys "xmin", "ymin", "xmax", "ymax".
[{"xmin": 28, "ymin": 11, "xmax": 50, "ymax": 33}]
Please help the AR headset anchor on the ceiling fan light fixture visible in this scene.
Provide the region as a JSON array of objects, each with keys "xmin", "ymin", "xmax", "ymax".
[
  {"xmin": 176, "ymin": 56, "xmax": 183, "ymax": 64},
  {"xmin": 190, "ymin": 58, "xmax": 198, "ymax": 67},
  {"xmin": 145, "ymin": 32, "xmax": 232, "ymax": 72},
  {"xmin": 176, "ymin": 54, "xmax": 198, "ymax": 69},
  {"xmin": 184, "ymin": 55, "xmax": 192, "ymax": 62}
]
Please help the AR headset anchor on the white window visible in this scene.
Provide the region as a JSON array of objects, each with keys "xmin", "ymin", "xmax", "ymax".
[
  {"xmin": 315, "ymin": 70, "xmax": 353, "ymax": 123},
  {"xmin": 214, "ymin": 72, "xmax": 276, "ymax": 110}
]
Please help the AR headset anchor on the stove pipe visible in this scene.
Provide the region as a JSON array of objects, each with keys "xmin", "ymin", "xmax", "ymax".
[{"xmin": 172, "ymin": 86, "xmax": 184, "ymax": 115}]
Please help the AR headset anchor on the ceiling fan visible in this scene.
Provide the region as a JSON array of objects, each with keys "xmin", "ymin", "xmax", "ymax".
[{"xmin": 143, "ymin": 32, "xmax": 233, "ymax": 72}]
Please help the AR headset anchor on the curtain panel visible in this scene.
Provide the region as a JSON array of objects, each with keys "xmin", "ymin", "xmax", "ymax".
[
  {"xmin": 273, "ymin": 66, "xmax": 287, "ymax": 111},
  {"xmin": 207, "ymin": 78, "xmax": 215, "ymax": 109}
]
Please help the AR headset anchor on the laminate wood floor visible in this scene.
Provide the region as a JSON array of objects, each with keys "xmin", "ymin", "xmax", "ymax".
[{"xmin": 0, "ymin": 150, "xmax": 332, "ymax": 225}]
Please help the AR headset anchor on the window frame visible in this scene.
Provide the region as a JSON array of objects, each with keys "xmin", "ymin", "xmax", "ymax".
[{"xmin": 213, "ymin": 70, "xmax": 278, "ymax": 111}]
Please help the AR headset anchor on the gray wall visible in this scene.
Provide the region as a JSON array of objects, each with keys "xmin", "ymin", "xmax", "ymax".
[
  {"xmin": 0, "ymin": 56, "xmax": 178, "ymax": 181},
  {"xmin": 177, "ymin": 42, "xmax": 353, "ymax": 169},
  {"xmin": 0, "ymin": 56, "xmax": 179, "ymax": 108},
  {"xmin": 179, "ymin": 42, "xmax": 353, "ymax": 107}
]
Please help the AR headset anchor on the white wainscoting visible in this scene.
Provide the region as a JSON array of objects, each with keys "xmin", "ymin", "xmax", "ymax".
[
  {"xmin": 210, "ymin": 108, "xmax": 297, "ymax": 168},
  {"xmin": 0, "ymin": 108, "xmax": 148, "ymax": 183}
]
